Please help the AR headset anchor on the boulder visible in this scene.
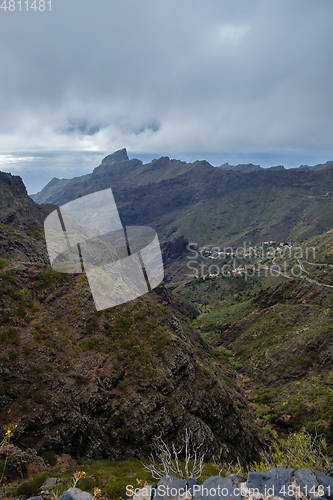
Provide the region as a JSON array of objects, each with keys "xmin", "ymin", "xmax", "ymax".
[
  {"xmin": 246, "ymin": 468, "xmax": 295, "ymax": 500},
  {"xmin": 39, "ymin": 477, "xmax": 63, "ymax": 498},
  {"xmin": 58, "ymin": 488, "xmax": 95, "ymax": 500},
  {"xmin": 294, "ymin": 468, "xmax": 318, "ymax": 499},
  {"xmin": 314, "ymin": 471, "xmax": 333, "ymax": 499},
  {"xmin": 155, "ymin": 476, "xmax": 187, "ymax": 500},
  {"xmin": 63, "ymin": 469, "xmax": 333, "ymax": 500},
  {"xmin": 0, "ymin": 444, "xmax": 28, "ymax": 481},
  {"xmin": 185, "ymin": 478, "xmax": 199, "ymax": 498},
  {"xmin": 193, "ymin": 474, "xmax": 245, "ymax": 500}
]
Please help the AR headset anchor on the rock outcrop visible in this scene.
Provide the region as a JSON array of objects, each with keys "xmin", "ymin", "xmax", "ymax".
[
  {"xmin": 56, "ymin": 469, "xmax": 333, "ymax": 500},
  {"xmin": 0, "ymin": 444, "xmax": 45, "ymax": 482},
  {"xmin": 141, "ymin": 469, "xmax": 333, "ymax": 500},
  {"xmin": 0, "ymin": 171, "xmax": 53, "ymax": 228}
]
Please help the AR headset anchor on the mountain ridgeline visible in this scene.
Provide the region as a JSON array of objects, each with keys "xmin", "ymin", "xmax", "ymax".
[
  {"xmin": 1, "ymin": 150, "xmax": 333, "ymax": 474},
  {"xmin": 0, "ymin": 167, "xmax": 262, "ymax": 465},
  {"xmin": 32, "ymin": 149, "xmax": 333, "ymax": 248}
]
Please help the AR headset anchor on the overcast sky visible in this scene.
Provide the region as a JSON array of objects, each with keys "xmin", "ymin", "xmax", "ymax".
[{"xmin": 1, "ymin": 0, "xmax": 333, "ymax": 193}]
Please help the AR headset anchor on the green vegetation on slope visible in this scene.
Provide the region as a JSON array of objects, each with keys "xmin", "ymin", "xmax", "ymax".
[{"xmin": 175, "ymin": 230, "xmax": 333, "ymax": 457}]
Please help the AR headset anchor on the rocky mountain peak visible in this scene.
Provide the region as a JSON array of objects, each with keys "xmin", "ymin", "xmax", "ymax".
[
  {"xmin": 0, "ymin": 171, "xmax": 28, "ymax": 199},
  {"xmin": 0, "ymin": 170, "xmax": 54, "ymax": 228},
  {"xmin": 100, "ymin": 148, "xmax": 129, "ymax": 165},
  {"xmin": 150, "ymin": 156, "xmax": 171, "ymax": 167},
  {"xmin": 91, "ymin": 148, "xmax": 142, "ymax": 184}
]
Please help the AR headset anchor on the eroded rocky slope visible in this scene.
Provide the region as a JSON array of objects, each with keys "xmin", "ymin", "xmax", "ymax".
[
  {"xmin": 0, "ymin": 171, "xmax": 53, "ymax": 228},
  {"xmin": 0, "ymin": 260, "xmax": 262, "ymax": 462}
]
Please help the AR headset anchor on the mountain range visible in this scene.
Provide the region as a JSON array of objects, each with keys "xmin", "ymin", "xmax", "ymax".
[
  {"xmin": 31, "ymin": 149, "xmax": 333, "ymax": 248},
  {"xmin": 0, "ymin": 170, "xmax": 262, "ymax": 469},
  {"xmin": 1, "ymin": 150, "xmax": 333, "ymax": 485}
]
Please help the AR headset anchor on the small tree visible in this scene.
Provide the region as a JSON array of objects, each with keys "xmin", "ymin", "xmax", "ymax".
[{"xmin": 141, "ymin": 429, "xmax": 206, "ymax": 480}]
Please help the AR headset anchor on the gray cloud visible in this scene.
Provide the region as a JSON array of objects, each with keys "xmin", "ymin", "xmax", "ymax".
[{"xmin": 0, "ymin": 0, "xmax": 333, "ymax": 189}]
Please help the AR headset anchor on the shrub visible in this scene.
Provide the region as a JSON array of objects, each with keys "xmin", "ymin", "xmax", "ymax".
[
  {"xmin": 0, "ymin": 353, "xmax": 9, "ymax": 363},
  {"xmin": 86, "ymin": 315, "xmax": 99, "ymax": 332},
  {"xmin": 106, "ymin": 478, "xmax": 137, "ymax": 500},
  {"xmin": 141, "ymin": 429, "xmax": 206, "ymax": 479},
  {"xmin": 113, "ymin": 315, "xmax": 134, "ymax": 334},
  {"xmin": 142, "ymin": 319, "xmax": 158, "ymax": 338},
  {"xmin": 32, "ymin": 229, "xmax": 41, "ymax": 241},
  {"xmin": 155, "ymin": 336, "xmax": 169, "ymax": 349},
  {"xmin": 228, "ymin": 359, "xmax": 243, "ymax": 370},
  {"xmin": 17, "ymin": 302, "xmax": 27, "ymax": 317},
  {"xmin": 40, "ymin": 450, "xmax": 57, "ymax": 466},
  {"xmin": 63, "ymin": 358, "xmax": 72, "ymax": 370},
  {"xmin": 118, "ymin": 380, "xmax": 128, "ymax": 391},
  {"xmin": 16, "ymin": 473, "xmax": 48, "ymax": 497},
  {"xmin": 0, "ymin": 259, "xmax": 10, "ymax": 270},
  {"xmin": 252, "ymin": 428, "xmax": 331, "ymax": 472},
  {"xmin": 135, "ymin": 312, "xmax": 146, "ymax": 321},
  {"xmin": 217, "ymin": 428, "xmax": 332, "ymax": 476},
  {"xmin": 74, "ymin": 375, "xmax": 90, "ymax": 386},
  {"xmin": 25, "ymin": 422, "xmax": 38, "ymax": 432},
  {"xmin": 0, "ymin": 269, "xmax": 18, "ymax": 284},
  {"xmin": 32, "ymin": 364, "xmax": 44, "ymax": 373},
  {"xmin": 9, "ymin": 328, "xmax": 20, "ymax": 346},
  {"xmin": 34, "ymin": 269, "xmax": 64, "ymax": 289},
  {"xmin": 217, "ymin": 346, "xmax": 233, "ymax": 356},
  {"xmin": 81, "ymin": 337, "xmax": 99, "ymax": 351},
  {"xmin": 76, "ymin": 477, "xmax": 95, "ymax": 493}
]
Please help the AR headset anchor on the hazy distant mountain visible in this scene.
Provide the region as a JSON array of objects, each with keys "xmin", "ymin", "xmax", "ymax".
[
  {"xmin": 218, "ymin": 162, "xmax": 262, "ymax": 172},
  {"xmin": 299, "ymin": 160, "xmax": 333, "ymax": 170},
  {"xmin": 31, "ymin": 149, "xmax": 333, "ymax": 247},
  {"xmin": 32, "ymin": 148, "xmax": 203, "ymax": 205},
  {"xmin": 218, "ymin": 163, "xmax": 286, "ymax": 172}
]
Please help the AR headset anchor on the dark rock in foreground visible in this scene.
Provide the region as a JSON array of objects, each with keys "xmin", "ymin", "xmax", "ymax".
[{"xmin": 130, "ymin": 469, "xmax": 333, "ymax": 500}]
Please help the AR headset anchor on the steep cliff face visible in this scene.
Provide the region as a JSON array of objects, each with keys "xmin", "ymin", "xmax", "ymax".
[
  {"xmin": 0, "ymin": 170, "xmax": 55, "ymax": 264},
  {"xmin": 0, "ymin": 171, "xmax": 28, "ymax": 198},
  {"xmin": 0, "ymin": 170, "xmax": 53, "ymax": 228},
  {"xmin": 0, "ymin": 258, "xmax": 261, "ymax": 463}
]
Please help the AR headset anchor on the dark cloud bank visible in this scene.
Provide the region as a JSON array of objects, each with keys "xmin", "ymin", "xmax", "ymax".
[{"xmin": 0, "ymin": 0, "xmax": 332, "ymax": 192}]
